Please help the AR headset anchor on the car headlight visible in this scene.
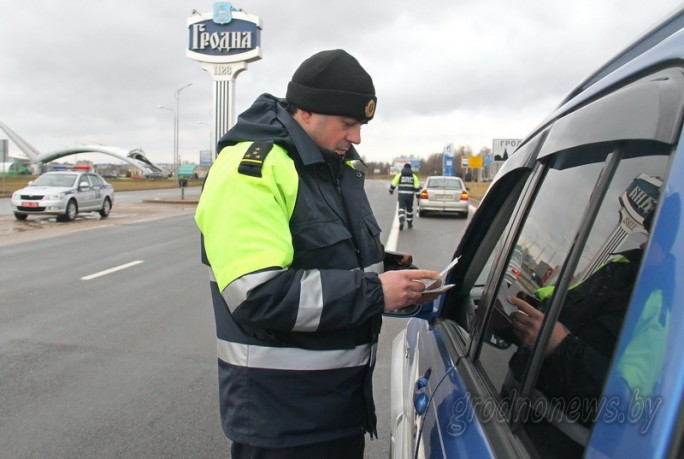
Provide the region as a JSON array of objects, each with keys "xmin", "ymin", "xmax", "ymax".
[
  {"xmin": 45, "ymin": 192, "xmax": 65, "ymax": 200},
  {"xmin": 12, "ymin": 191, "xmax": 20, "ymax": 199}
]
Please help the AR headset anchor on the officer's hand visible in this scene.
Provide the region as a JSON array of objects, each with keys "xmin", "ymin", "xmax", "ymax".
[
  {"xmin": 389, "ymin": 190, "xmax": 394, "ymax": 195},
  {"xmin": 379, "ymin": 269, "xmax": 441, "ymax": 312}
]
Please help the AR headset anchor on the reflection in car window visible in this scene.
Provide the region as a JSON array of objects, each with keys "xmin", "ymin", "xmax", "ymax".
[{"xmin": 480, "ymin": 147, "xmax": 669, "ymax": 458}]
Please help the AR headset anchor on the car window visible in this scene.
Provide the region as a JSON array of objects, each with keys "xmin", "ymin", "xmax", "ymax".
[
  {"xmin": 89, "ymin": 175, "xmax": 103, "ymax": 187},
  {"xmin": 34, "ymin": 173, "xmax": 77, "ymax": 187},
  {"xmin": 428, "ymin": 177, "xmax": 463, "ymax": 189},
  {"xmin": 478, "ymin": 144, "xmax": 670, "ymax": 458},
  {"xmin": 79, "ymin": 175, "xmax": 92, "ymax": 187}
]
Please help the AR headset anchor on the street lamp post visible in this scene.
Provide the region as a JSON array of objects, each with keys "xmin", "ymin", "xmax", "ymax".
[
  {"xmin": 158, "ymin": 105, "xmax": 176, "ymax": 180},
  {"xmin": 174, "ymin": 83, "xmax": 192, "ymax": 185}
]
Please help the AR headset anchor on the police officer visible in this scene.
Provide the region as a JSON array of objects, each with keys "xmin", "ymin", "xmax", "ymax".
[
  {"xmin": 195, "ymin": 49, "xmax": 441, "ymax": 459},
  {"xmin": 390, "ymin": 163, "xmax": 421, "ymax": 230}
]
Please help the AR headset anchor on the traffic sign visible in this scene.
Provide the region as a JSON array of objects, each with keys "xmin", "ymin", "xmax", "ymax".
[
  {"xmin": 492, "ymin": 138, "xmax": 522, "ymax": 161},
  {"xmin": 467, "ymin": 155, "xmax": 483, "ymax": 169}
]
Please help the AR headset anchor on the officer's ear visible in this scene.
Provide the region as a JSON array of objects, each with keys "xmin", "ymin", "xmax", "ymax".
[{"xmin": 294, "ymin": 109, "xmax": 314, "ymax": 124}]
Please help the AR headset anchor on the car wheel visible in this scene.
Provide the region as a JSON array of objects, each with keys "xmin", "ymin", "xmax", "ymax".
[
  {"xmin": 462, "ymin": 211, "xmax": 469, "ymax": 219},
  {"xmin": 14, "ymin": 213, "xmax": 28, "ymax": 221},
  {"xmin": 99, "ymin": 197, "xmax": 112, "ymax": 218},
  {"xmin": 61, "ymin": 199, "xmax": 78, "ymax": 222}
]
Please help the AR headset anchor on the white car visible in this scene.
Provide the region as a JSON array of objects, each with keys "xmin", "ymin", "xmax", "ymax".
[
  {"xmin": 417, "ymin": 176, "xmax": 470, "ymax": 218},
  {"xmin": 11, "ymin": 171, "xmax": 114, "ymax": 221}
]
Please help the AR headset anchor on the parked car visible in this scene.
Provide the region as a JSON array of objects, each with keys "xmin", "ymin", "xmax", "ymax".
[
  {"xmin": 390, "ymin": 7, "xmax": 684, "ymax": 459},
  {"xmin": 417, "ymin": 175, "xmax": 470, "ymax": 218},
  {"xmin": 11, "ymin": 171, "xmax": 114, "ymax": 221}
]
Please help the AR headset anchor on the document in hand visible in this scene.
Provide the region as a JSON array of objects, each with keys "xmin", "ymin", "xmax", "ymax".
[{"xmin": 419, "ymin": 256, "xmax": 460, "ymax": 293}]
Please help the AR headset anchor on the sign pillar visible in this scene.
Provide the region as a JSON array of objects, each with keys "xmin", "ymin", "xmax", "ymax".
[
  {"xmin": 200, "ymin": 61, "xmax": 248, "ymax": 155},
  {"xmin": 443, "ymin": 143, "xmax": 454, "ymax": 176},
  {"xmin": 187, "ymin": 3, "xmax": 262, "ymax": 161},
  {"xmin": 1, "ymin": 138, "xmax": 7, "ymax": 192}
]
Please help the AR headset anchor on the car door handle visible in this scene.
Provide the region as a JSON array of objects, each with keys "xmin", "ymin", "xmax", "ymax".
[{"xmin": 413, "ymin": 372, "xmax": 431, "ymax": 415}]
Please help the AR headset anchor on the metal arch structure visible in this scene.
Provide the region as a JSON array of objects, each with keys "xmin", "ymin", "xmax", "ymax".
[
  {"xmin": 0, "ymin": 120, "xmax": 162, "ymax": 175},
  {"xmin": 0, "ymin": 120, "xmax": 41, "ymax": 160},
  {"xmin": 37, "ymin": 146, "xmax": 163, "ymax": 175}
]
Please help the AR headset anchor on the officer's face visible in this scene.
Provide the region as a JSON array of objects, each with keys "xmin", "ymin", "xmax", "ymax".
[{"xmin": 299, "ymin": 112, "xmax": 364, "ymax": 155}]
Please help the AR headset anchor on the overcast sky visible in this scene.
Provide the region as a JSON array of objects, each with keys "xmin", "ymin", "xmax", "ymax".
[{"xmin": 1, "ymin": 0, "xmax": 682, "ymax": 166}]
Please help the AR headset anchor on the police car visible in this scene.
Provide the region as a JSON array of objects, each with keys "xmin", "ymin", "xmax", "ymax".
[
  {"xmin": 390, "ymin": 6, "xmax": 684, "ymax": 458},
  {"xmin": 11, "ymin": 171, "xmax": 114, "ymax": 221}
]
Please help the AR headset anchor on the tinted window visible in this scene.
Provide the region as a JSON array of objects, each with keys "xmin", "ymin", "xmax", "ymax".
[{"xmin": 479, "ymin": 145, "xmax": 669, "ymax": 458}]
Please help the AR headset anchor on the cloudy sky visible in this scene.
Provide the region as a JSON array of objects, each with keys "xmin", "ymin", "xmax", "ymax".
[{"xmin": 1, "ymin": 0, "xmax": 682, "ymax": 166}]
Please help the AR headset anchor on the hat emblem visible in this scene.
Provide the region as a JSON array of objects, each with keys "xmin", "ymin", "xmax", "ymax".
[{"xmin": 365, "ymin": 99, "xmax": 376, "ymax": 118}]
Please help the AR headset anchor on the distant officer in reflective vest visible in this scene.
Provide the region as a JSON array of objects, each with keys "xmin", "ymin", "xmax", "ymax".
[{"xmin": 389, "ymin": 163, "xmax": 420, "ymax": 230}]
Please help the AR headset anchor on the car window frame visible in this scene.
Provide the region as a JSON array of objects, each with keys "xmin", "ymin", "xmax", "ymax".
[
  {"xmin": 431, "ymin": 66, "xmax": 684, "ymax": 458},
  {"xmin": 438, "ymin": 131, "xmax": 546, "ymax": 339},
  {"xmin": 499, "ymin": 71, "xmax": 684, "ymax": 422},
  {"xmin": 449, "ymin": 141, "xmax": 672, "ymax": 458},
  {"xmin": 461, "ymin": 66, "xmax": 684, "ymax": 363},
  {"xmin": 512, "ymin": 143, "xmax": 625, "ymax": 415}
]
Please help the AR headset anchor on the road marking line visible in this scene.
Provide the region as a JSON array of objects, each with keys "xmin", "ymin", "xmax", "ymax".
[
  {"xmin": 81, "ymin": 260, "xmax": 144, "ymax": 280},
  {"xmin": 385, "ymin": 203, "xmax": 400, "ymax": 252}
]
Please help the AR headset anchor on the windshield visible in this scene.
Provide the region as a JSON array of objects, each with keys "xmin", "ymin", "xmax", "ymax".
[{"xmin": 32, "ymin": 173, "xmax": 78, "ymax": 187}]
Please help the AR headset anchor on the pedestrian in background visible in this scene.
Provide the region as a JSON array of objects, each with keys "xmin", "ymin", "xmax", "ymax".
[
  {"xmin": 390, "ymin": 163, "xmax": 420, "ymax": 230},
  {"xmin": 195, "ymin": 49, "xmax": 442, "ymax": 459}
]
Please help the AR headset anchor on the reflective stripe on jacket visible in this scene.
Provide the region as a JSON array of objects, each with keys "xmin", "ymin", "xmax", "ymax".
[{"xmin": 390, "ymin": 170, "xmax": 420, "ymax": 196}]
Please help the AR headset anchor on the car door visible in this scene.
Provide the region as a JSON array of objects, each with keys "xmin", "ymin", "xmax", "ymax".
[
  {"xmin": 403, "ymin": 67, "xmax": 682, "ymax": 459},
  {"xmin": 78, "ymin": 174, "xmax": 98, "ymax": 210},
  {"xmin": 87, "ymin": 174, "xmax": 106, "ymax": 209}
]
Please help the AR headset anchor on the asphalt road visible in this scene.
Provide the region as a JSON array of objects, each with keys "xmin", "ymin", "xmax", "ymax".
[{"xmin": 0, "ymin": 181, "xmax": 472, "ymax": 458}]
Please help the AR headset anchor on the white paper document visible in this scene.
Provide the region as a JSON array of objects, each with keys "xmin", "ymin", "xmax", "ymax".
[{"xmin": 418, "ymin": 256, "xmax": 460, "ymax": 293}]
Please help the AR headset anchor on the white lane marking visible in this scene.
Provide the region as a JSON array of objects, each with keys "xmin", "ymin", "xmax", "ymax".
[
  {"xmin": 385, "ymin": 203, "xmax": 400, "ymax": 252},
  {"xmin": 81, "ymin": 260, "xmax": 144, "ymax": 280}
]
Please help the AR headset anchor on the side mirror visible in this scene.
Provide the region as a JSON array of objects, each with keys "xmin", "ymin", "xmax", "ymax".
[{"xmin": 79, "ymin": 181, "xmax": 90, "ymax": 190}]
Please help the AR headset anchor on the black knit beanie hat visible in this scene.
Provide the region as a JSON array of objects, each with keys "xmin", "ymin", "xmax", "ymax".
[{"xmin": 286, "ymin": 49, "xmax": 377, "ymax": 121}]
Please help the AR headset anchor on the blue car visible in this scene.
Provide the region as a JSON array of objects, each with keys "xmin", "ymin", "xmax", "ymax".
[{"xmin": 390, "ymin": 7, "xmax": 684, "ymax": 459}]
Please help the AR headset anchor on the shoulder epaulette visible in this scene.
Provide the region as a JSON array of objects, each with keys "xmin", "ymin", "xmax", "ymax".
[{"xmin": 237, "ymin": 140, "xmax": 274, "ymax": 177}]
